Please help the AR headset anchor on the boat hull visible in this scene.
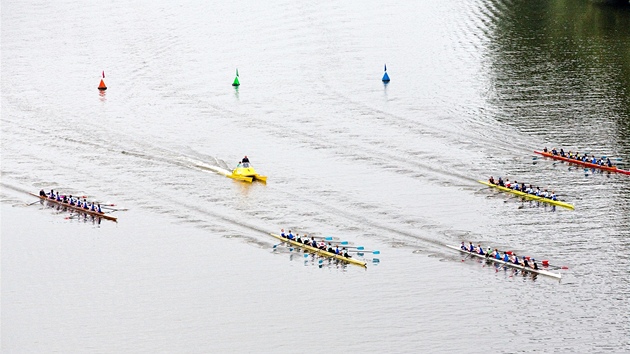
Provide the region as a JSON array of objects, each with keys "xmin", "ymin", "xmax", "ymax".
[
  {"xmin": 30, "ymin": 193, "xmax": 118, "ymax": 221},
  {"xmin": 270, "ymin": 233, "xmax": 367, "ymax": 267},
  {"xmin": 534, "ymin": 151, "xmax": 630, "ymax": 176},
  {"xmin": 478, "ymin": 181, "xmax": 574, "ymax": 210},
  {"xmin": 229, "ymin": 166, "xmax": 267, "ymax": 183},
  {"xmin": 446, "ymin": 245, "xmax": 561, "ymax": 279}
]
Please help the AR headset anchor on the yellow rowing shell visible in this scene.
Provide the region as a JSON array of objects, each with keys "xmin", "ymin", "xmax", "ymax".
[
  {"xmin": 270, "ymin": 233, "xmax": 367, "ymax": 268},
  {"xmin": 478, "ymin": 181, "xmax": 574, "ymax": 210}
]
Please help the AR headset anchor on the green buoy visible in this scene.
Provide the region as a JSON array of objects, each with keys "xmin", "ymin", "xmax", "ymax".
[{"xmin": 232, "ymin": 68, "xmax": 240, "ymax": 86}]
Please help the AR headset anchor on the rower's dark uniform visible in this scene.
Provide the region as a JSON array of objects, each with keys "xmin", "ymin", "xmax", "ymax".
[
  {"xmin": 39, "ymin": 190, "xmax": 46, "ymax": 197},
  {"xmin": 241, "ymin": 156, "xmax": 250, "ymax": 163}
]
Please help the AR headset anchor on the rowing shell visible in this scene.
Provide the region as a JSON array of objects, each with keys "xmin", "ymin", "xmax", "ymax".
[
  {"xmin": 30, "ymin": 193, "xmax": 118, "ymax": 221},
  {"xmin": 534, "ymin": 150, "xmax": 630, "ymax": 176},
  {"xmin": 270, "ymin": 233, "xmax": 367, "ymax": 268},
  {"xmin": 478, "ymin": 181, "xmax": 574, "ymax": 210},
  {"xmin": 446, "ymin": 245, "xmax": 561, "ymax": 279}
]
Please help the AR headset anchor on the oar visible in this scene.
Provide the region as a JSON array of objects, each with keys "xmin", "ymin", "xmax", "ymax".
[
  {"xmin": 348, "ymin": 250, "xmax": 380, "ymax": 255},
  {"xmin": 100, "ymin": 205, "xmax": 128, "ymax": 211},
  {"xmin": 26, "ymin": 200, "xmax": 41, "ymax": 206}
]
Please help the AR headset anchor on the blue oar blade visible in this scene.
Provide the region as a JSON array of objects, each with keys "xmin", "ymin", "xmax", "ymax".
[
  {"xmin": 373, "ymin": 250, "xmax": 380, "ymax": 255},
  {"xmin": 341, "ymin": 241, "xmax": 349, "ymax": 245}
]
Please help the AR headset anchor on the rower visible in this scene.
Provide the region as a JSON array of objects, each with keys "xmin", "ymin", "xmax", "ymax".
[
  {"xmin": 550, "ymin": 191, "xmax": 557, "ymax": 201},
  {"xmin": 560, "ymin": 148, "xmax": 565, "ymax": 157},
  {"xmin": 295, "ymin": 233, "xmax": 302, "ymax": 243},
  {"xmin": 494, "ymin": 249, "xmax": 501, "ymax": 260},
  {"xmin": 468, "ymin": 242, "xmax": 474, "ymax": 253},
  {"xmin": 342, "ymin": 248, "xmax": 351, "ymax": 258},
  {"xmin": 97, "ymin": 204, "xmax": 102, "ymax": 213},
  {"xmin": 83, "ymin": 199, "xmax": 89, "ymax": 209},
  {"xmin": 460, "ymin": 241, "xmax": 466, "ymax": 251},
  {"xmin": 513, "ymin": 254, "xmax": 521, "ymax": 266},
  {"xmin": 68, "ymin": 195, "xmax": 75, "ymax": 205},
  {"xmin": 531, "ymin": 259, "xmax": 539, "ymax": 270},
  {"xmin": 502, "ymin": 252, "xmax": 510, "ymax": 262},
  {"xmin": 318, "ymin": 240, "xmax": 326, "ymax": 250},
  {"xmin": 551, "ymin": 147, "xmax": 557, "ymax": 155},
  {"xmin": 335, "ymin": 246, "xmax": 340, "ymax": 254},
  {"xmin": 49, "ymin": 189, "xmax": 55, "ymax": 199},
  {"xmin": 280, "ymin": 229, "xmax": 286, "ymax": 238},
  {"xmin": 512, "ymin": 181, "xmax": 520, "ymax": 191},
  {"xmin": 543, "ymin": 147, "xmax": 548, "ymax": 153},
  {"xmin": 56, "ymin": 193, "xmax": 62, "ymax": 202},
  {"xmin": 488, "ymin": 176, "xmax": 495, "ymax": 184},
  {"xmin": 62, "ymin": 195, "xmax": 68, "ymax": 203},
  {"xmin": 497, "ymin": 177, "xmax": 505, "ymax": 187},
  {"xmin": 542, "ymin": 189, "xmax": 549, "ymax": 198},
  {"xmin": 311, "ymin": 237, "xmax": 317, "ymax": 248},
  {"xmin": 525, "ymin": 184, "xmax": 534, "ymax": 194},
  {"xmin": 287, "ymin": 230, "xmax": 294, "ymax": 240},
  {"xmin": 591, "ymin": 155, "xmax": 597, "ymax": 164},
  {"xmin": 477, "ymin": 244, "xmax": 484, "ymax": 255},
  {"xmin": 523, "ymin": 257, "xmax": 530, "ymax": 268},
  {"xmin": 90, "ymin": 203, "xmax": 96, "ymax": 211},
  {"xmin": 39, "ymin": 189, "xmax": 46, "ymax": 197},
  {"xmin": 505, "ymin": 179, "xmax": 511, "ymax": 189},
  {"xmin": 327, "ymin": 243, "xmax": 334, "ymax": 253},
  {"xmin": 606, "ymin": 158, "xmax": 613, "ymax": 167}
]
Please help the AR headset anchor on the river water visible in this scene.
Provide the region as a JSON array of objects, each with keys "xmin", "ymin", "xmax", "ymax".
[{"xmin": 2, "ymin": 0, "xmax": 629, "ymax": 352}]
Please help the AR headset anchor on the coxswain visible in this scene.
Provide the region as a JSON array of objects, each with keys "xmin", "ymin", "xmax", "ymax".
[
  {"xmin": 460, "ymin": 241, "xmax": 466, "ymax": 251},
  {"xmin": 342, "ymin": 248, "xmax": 351, "ymax": 258},
  {"xmin": 280, "ymin": 229, "xmax": 286, "ymax": 238},
  {"xmin": 241, "ymin": 156, "xmax": 250, "ymax": 163},
  {"xmin": 287, "ymin": 230, "xmax": 294, "ymax": 240},
  {"xmin": 488, "ymin": 176, "xmax": 495, "ymax": 184},
  {"xmin": 39, "ymin": 189, "xmax": 46, "ymax": 197}
]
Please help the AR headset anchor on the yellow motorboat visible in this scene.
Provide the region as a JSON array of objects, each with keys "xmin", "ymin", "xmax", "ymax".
[{"xmin": 228, "ymin": 162, "xmax": 267, "ymax": 183}]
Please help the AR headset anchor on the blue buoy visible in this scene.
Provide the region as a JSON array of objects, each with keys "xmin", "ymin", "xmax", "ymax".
[{"xmin": 382, "ymin": 64, "xmax": 390, "ymax": 82}]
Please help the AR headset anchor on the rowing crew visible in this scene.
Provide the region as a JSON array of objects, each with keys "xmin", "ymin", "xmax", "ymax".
[
  {"xmin": 39, "ymin": 189, "xmax": 103, "ymax": 213},
  {"xmin": 460, "ymin": 242, "xmax": 539, "ymax": 270},
  {"xmin": 488, "ymin": 177, "xmax": 558, "ymax": 201},
  {"xmin": 543, "ymin": 147, "xmax": 613, "ymax": 167},
  {"xmin": 279, "ymin": 229, "xmax": 352, "ymax": 258}
]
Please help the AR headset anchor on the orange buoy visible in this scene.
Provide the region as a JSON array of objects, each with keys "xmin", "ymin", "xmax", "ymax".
[{"xmin": 98, "ymin": 79, "xmax": 107, "ymax": 90}]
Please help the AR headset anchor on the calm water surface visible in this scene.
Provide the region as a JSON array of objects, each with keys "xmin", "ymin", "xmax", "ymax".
[{"xmin": 2, "ymin": 0, "xmax": 629, "ymax": 352}]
